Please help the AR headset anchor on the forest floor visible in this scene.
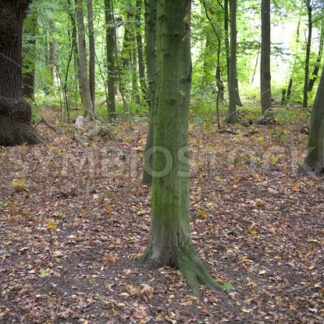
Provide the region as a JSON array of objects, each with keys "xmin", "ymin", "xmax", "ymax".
[{"xmin": 0, "ymin": 106, "xmax": 323, "ymax": 323}]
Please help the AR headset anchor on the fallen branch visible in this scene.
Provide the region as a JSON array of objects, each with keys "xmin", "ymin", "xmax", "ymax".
[
  {"xmin": 218, "ymin": 128, "xmax": 258, "ymax": 136},
  {"xmin": 33, "ymin": 118, "xmax": 56, "ymax": 132}
]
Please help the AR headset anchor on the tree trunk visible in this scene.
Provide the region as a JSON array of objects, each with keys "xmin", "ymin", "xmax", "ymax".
[
  {"xmin": 308, "ymin": 20, "xmax": 324, "ymax": 92},
  {"xmin": 287, "ymin": 17, "xmax": 301, "ymax": 100},
  {"xmin": 225, "ymin": 0, "xmax": 239, "ymax": 123},
  {"xmin": 135, "ymin": 0, "xmax": 147, "ymax": 101},
  {"xmin": 0, "ymin": 0, "xmax": 45, "ymax": 146},
  {"xmin": 104, "ymin": 0, "xmax": 116, "ymax": 118},
  {"xmin": 87, "ymin": 0, "xmax": 96, "ymax": 112},
  {"xmin": 142, "ymin": 0, "xmax": 157, "ymax": 185},
  {"xmin": 22, "ymin": 13, "xmax": 37, "ymax": 99},
  {"xmin": 75, "ymin": 0, "xmax": 94, "ymax": 118},
  {"xmin": 303, "ymin": 64, "xmax": 324, "ymax": 174},
  {"xmin": 224, "ymin": 0, "xmax": 230, "ymax": 84},
  {"xmin": 260, "ymin": 0, "xmax": 273, "ymax": 122},
  {"xmin": 303, "ymin": 2, "xmax": 312, "ymax": 108},
  {"xmin": 67, "ymin": 0, "xmax": 81, "ymax": 103},
  {"xmin": 140, "ymin": 0, "xmax": 223, "ymax": 297}
]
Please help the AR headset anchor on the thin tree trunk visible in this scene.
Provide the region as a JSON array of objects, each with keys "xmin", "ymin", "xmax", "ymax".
[
  {"xmin": 0, "ymin": 0, "xmax": 45, "ymax": 146},
  {"xmin": 49, "ymin": 22, "xmax": 59, "ymax": 92},
  {"xmin": 224, "ymin": 0, "xmax": 230, "ymax": 84},
  {"xmin": 260, "ymin": 0, "xmax": 273, "ymax": 118},
  {"xmin": 135, "ymin": 0, "xmax": 147, "ymax": 100},
  {"xmin": 22, "ymin": 14, "xmax": 37, "ymax": 99},
  {"xmin": 225, "ymin": 0, "xmax": 239, "ymax": 123},
  {"xmin": 303, "ymin": 64, "xmax": 324, "ymax": 174},
  {"xmin": 308, "ymin": 20, "xmax": 324, "ymax": 92},
  {"xmin": 75, "ymin": 0, "xmax": 94, "ymax": 118},
  {"xmin": 303, "ymin": 2, "xmax": 312, "ymax": 108},
  {"xmin": 287, "ymin": 17, "xmax": 301, "ymax": 100},
  {"xmin": 142, "ymin": 0, "xmax": 157, "ymax": 185},
  {"xmin": 104, "ymin": 0, "xmax": 116, "ymax": 118},
  {"xmin": 140, "ymin": 0, "xmax": 224, "ymax": 297},
  {"xmin": 67, "ymin": 0, "xmax": 81, "ymax": 103},
  {"xmin": 87, "ymin": 0, "xmax": 96, "ymax": 112}
]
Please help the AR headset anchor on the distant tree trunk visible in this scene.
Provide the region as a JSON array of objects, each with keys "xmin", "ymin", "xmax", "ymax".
[
  {"xmin": 67, "ymin": 0, "xmax": 81, "ymax": 102},
  {"xmin": 0, "ymin": 0, "xmax": 45, "ymax": 146},
  {"xmin": 130, "ymin": 31, "xmax": 140, "ymax": 104},
  {"xmin": 22, "ymin": 14, "xmax": 37, "ymax": 99},
  {"xmin": 303, "ymin": 1, "xmax": 312, "ymax": 108},
  {"xmin": 142, "ymin": 0, "xmax": 157, "ymax": 185},
  {"xmin": 225, "ymin": 0, "xmax": 239, "ymax": 123},
  {"xmin": 140, "ymin": 0, "xmax": 223, "ymax": 297},
  {"xmin": 303, "ymin": 64, "xmax": 324, "ymax": 175},
  {"xmin": 104, "ymin": 0, "xmax": 116, "ymax": 118},
  {"xmin": 75, "ymin": 0, "xmax": 94, "ymax": 118},
  {"xmin": 224, "ymin": 0, "xmax": 230, "ymax": 84},
  {"xmin": 135, "ymin": 0, "xmax": 147, "ymax": 101},
  {"xmin": 308, "ymin": 21, "xmax": 324, "ymax": 92},
  {"xmin": 260, "ymin": 0, "xmax": 273, "ymax": 120},
  {"xmin": 87, "ymin": 0, "xmax": 96, "ymax": 112},
  {"xmin": 287, "ymin": 17, "xmax": 301, "ymax": 100},
  {"xmin": 49, "ymin": 22, "xmax": 60, "ymax": 92}
]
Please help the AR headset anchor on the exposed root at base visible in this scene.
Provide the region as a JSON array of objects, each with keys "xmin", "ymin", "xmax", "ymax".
[{"xmin": 139, "ymin": 245, "xmax": 233, "ymax": 297}]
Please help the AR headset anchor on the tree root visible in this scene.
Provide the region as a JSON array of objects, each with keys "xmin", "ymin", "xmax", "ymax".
[{"xmin": 139, "ymin": 244, "xmax": 233, "ymax": 297}]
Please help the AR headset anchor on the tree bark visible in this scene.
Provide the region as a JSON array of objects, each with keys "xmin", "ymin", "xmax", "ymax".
[
  {"xmin": 87, "ymin": 0, "xmax": 96, "ymax": 112},
  {"xmin": 104, "ymin": 0, "xmax": 116, "ymax": 118},
  {"xmin": 225, "ymin": 0, "xmax": 239, "ymax": 123},
  {"xmin": 140, "ymin": 0, "xmax": 223, "ymax": 297},
  {"xmin": 75, "ymin": 0, "xmax": 94, "ymax": 118},
  {"xmin": 142, "ymin": 0, "xmax": 157, "ymax": 185},
  {"xmin": 135, "ymin": 0, "xmax": 147, "ymax": 101},
  {"xmin": 303, "ymin": 2, "xmax": 312, "ymax": 108},
  {"xmin": 22, "ymin": 13, "xmax": 37, "ymax": 99},
  {"xmin": 303, "ymin": 64, "xmax": 324, "ymax": 174},
  {"xmin": 224, "ymin": 0, "xmax": 230, "ymax": 84},
  {"xmin": 0, "ymin": 0, "xmax": 45, "ymax": 146},
  {"xmin": 260, "ymin": 0, "xmax": 273, "ymax": 121}
]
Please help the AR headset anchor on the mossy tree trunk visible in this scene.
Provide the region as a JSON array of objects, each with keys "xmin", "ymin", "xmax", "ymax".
[
  {"xmin": 142, "ymin": 0, "xmax": 157, "ymax": 185},
  {"xmin": 0, "ymin": 0, "xmax": 46, "ymax": 146},
  {"xmin": 303, "ymin": 64, "xmax": 324, "ymax": 175},
  {"xmin": 140, "ymin": 0, "xmax": 222, "ymax": 297}
]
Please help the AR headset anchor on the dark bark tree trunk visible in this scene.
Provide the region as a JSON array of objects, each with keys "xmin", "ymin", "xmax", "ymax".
[
  {"xmin": 224, "ymin": 0, "xmax": 230, "ymax": 85},
  {"xmin": 22, "ymin": 13, "xmax": 37, "ymax": 99},
  {"xmin": 140, "ymin": 0, "xmax": 224, "ymax": 297},
  {"xmin": 104, "ymin": 0, "xmax": 116, "ymax": 118},
  {"xmin": 75, "ymin": 0, "xmax": 94, "ymax": 118},
  {"xmin": 308, "ymin": 21, "xmax": 324, "ymax": 92},
  {"xmin": 135, "ymin": 0, "xmax": 147, "ymax": 101},
  {"xmin": 0, "ymin": 0, "xmax": 45, "ymax": 146},
  {"xmin": 142, "ymin": 0, "xmax": 157, "ymax": 185},
  {"xmin": 303, "ymin": 1, "xmax": 312, "ymax": 108},
  {"xmin": 67, "ymin": 0, "xmax": 81, "ymax": 102},
  {"xmin": 225, "ymin": 0, "xmax": 239, "ymax": 123},
  {"xmin": 260, "ymin": 0, "xmax": 274, "ymax": 123},
  {"xmin": 303, "ymin": 64, "xmax": 324, "ymax": 174},
  {"xmin": 87, "ymin": 0, "xmax": 96, "ymax": 112}
]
